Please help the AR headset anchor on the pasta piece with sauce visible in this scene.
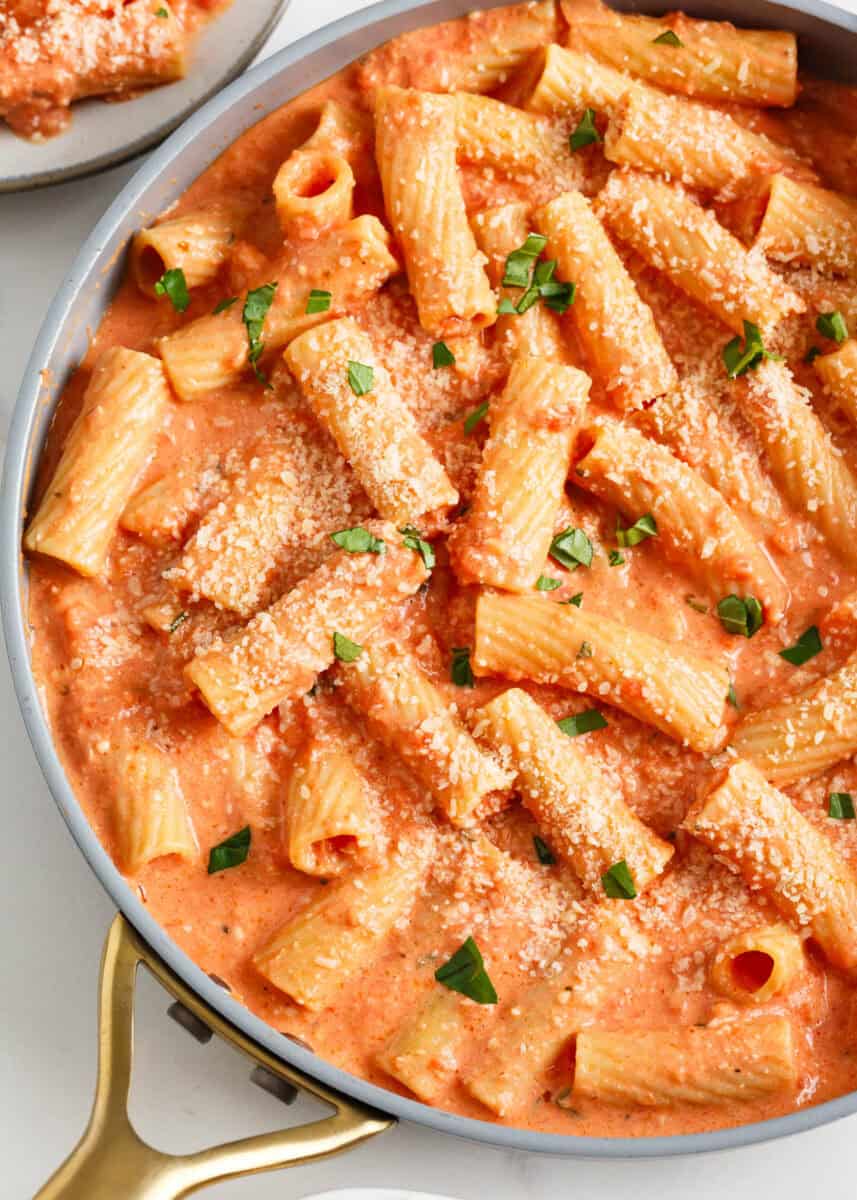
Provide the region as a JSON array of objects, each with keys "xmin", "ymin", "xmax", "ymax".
[
  {"xmin": 737, "ymin": 360, "xmax": 857, "ymax": 567},
  {"xmin": 597, "ymin": 169, "xmax": 805, "ymax": 334},
  {"xmin": 473, "ymin": 593, "xmax": 729, "ymax": 753},
  {"xmin": 574, "ymin": 1019, "xmax": 796, "ymax": 1106},
  {"xmin": 285, "ymin": 318, "xmax": 458, "ymax": 526},
  {"xmin": 575, "ymin": 420, "xmax": 787, "ymax": 620},
  {"xmin": 131, "ymin": 209, "xmax": 234, "ymax": 297},
  {"xmin": 562, "ymin": 0, "xmax": 798, "ymax": 106},
  {"xmin": 374, "ymin": 86, "xmax": 496, "ymax": 338},
  {"xmin": 455, "ymin": 93, "xmax": 552, "ymax": 175},
  {"xmin": 535, "ymin": 189, "xmax": 677, "ymax": 408},
  {"xmin": 815, "ymin": 339, "xmax": 857, "ymax": 428},
  {"xmin": 709, "ymin": 924, "xmax": 805, "ymax": 1005},
  {"xmin": 158, "ymin": 215, "xmax": 398, "ymax": 401},
  {"xmin": 449, "ymin": 356, "xmax": 590, "ymax": 591},
  {"xmin": 521, "ymin": 44, "xmax": 635, "ymax": 116},
  {"xmin": 472, "ymin": 688, "xmax": 673, "ymax": 893},
  {"xmin": 253, "ymin": 846, "xmax": 431, "ymax": 1010},
  {"xmin": 754, "ymin": 175, "xmax": 857, "ymax": 278},
  {"xmin": 336, "ymin": 640, "xmax": 513, "ymax": 826},
  {"xmin": 284, "ymin": 739, "xmax": 374, "ymax": 877},
  {"xmin": 24, "ymin": 348, "xmax": 170, "ymax": 577},
  {"xmin": 684, "ymin": 760, "xmax": 857, "ymax": 973},
  {"xmin": 273, "ymin": 150, "xmax": 354, "ymax": 240},
  {"xmin": 185, "ymin": 527, "xmax": 428, "ymax": 736},
  {"xmin": 731, "ymin": 653, "xmax": 857, "ymax": 786},
  {"xmin": 110, "ymin": 739, "xmax": 197, "ymax": 875}
]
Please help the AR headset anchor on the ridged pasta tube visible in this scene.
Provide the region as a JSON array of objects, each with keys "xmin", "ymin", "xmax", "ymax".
[
  {"xmin": 284, "ymin": 740, "xmax": 374, "ymax": 877},
  {"xmin": 110, "ymin": 739, "xmax": 197, "ymax": 874},
  {"xmin": 449, "ymin": 356, "xmax": 590, "ymax": 591},
  {"xmin": 709, "ymin": 924, "xmax": 805, "ymax": 1004},
  {"xmin": 754, "ymin": 175, "xmax": 857, "ymax": 278},
  {"xmin": 684, "ymin": 760, "xmax": 857, "ymax": 973},
  {"xmin": 473, "ymin": 593, "xmax": 729, "ymax": 753}
]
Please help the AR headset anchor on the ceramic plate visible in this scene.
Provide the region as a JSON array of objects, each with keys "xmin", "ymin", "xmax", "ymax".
[{"xmin": 0, "ymin": 0, "xmax": 290, "ymax": 194}]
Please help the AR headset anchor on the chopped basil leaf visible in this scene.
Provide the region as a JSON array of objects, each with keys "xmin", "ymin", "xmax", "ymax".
[
  {"xmin": 400, "ymin": 525, "xmax": 435, "ymax": 569},
  {"xmin": 347, "ymin": 360, "xmax": 374, "ymax": 396},
  {"xmin": 432, "ymin": 340, "xmax": 456, "ymax": 368},
  {"xmin": 536, "ymin": 574, "xmax": 562, "ymax": 591},
  {"xmin": 722, "ymin": 320, "xmax": 782, "ymax": 379},
  {"xmin": 435, "ymin": 936, "xmax": 498, "ymax": 1004},
  {"xmin": 540, "ymin": 279, "xmax": 576, "ymax": 314},
  {"xmin": 305, "ymin": 289, "xmax": 332, "ymax": 315},
  {"xmin": 464, "ymin": 401, "xmax": 489, "ymax": 435},
  {"xmin": 653, "ymin": 29, "xmax": 683, "ymax": 45},
  {"xmin": 602, "ymin": 859, "xmax": 637, "ymax": 899},
  {"xmin": 333, "ymin": 632, "xmax": 363, "ymax": 662},
  {"xmin": 168, "ymin": 611, "xmax": 189, "ymax": 634},
  {"xmin": 717, "ymin": 594, "xmax": 763, "ymax": 638},
  {"xmin": 686, "ymin": 595, "xmax": 709, "ymax": 614},
  {"xmin": 563, "ymin": 592, "xmax": 583, "ymax": 607},
  {"xmin": 154, "ymin": 267, "xmax": 190, "ymax": 313},
  {"xmin": 213, "ymin": 296, "xmax": 238, "ymax": 314},
  {"xmin": 208, "ymin": 826, "xmax": 250, "ymax": 874},
  {"xmin": 557, "ymin": 708, "xmax": 607, "ymax": 737},
  {"xmin": 497, "ymin": 297, "xmax": 518, "ymax": 315},
  {"xmin": 534, "ymin": 835, "xmax": 556, "ymax": 865},
  {"xmin": 779, "ymin": 625, "xmax": 822, "ymax": 666},
  {"xmin": 805, "ymin": 345, "xmax": 822, "ymax": 364},
  {"xmin": 549, "ymin": 526, "xmax": 593, "ymax": 570},
  {"xmin": 502, "ymin": 233, "xmax": 548, "ymax": 288},
  {"xmin": 570, "ymin": 107, "xmax": 602, "ymax": 152},
  {"xmin": 608, "ymin": 549, "xmax": 625, "ymax": 566},
  {"xmin": 616, "ymin": 513, "xmax": 657, "ymax": 547},
  {"xmin": 451, "ymin": 646, "xmax": 475, "ymax": 688},
  {"xmin": 577, "ymin": 640, "xmax": 593, "ymax": 659},
  {"xmin": 727, "ymin": 680, "xmax": 740, "ymax": 709},
  {"xmin": 155, "ymin": 5, "xmax": 169, "ymax": 14},
  {"xmin": 330, "ymin": 526, "xmax": 385, "ymax": 554},
  {"xmin": 816, "ymin": 310, "xmax": 848, "ymax": 344},
  {"xmin": 243, "ymin": 282, "xmax": 278, "ymax": 384},
  {"xmin": 829, "ymin": 792, "xmax": 856, "ymax": 820}
]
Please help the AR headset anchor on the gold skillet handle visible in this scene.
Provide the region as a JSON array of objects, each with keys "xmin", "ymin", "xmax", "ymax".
[{"xmin": 35, "ymin": 914, "xmax": 394, "ymax": 1200}]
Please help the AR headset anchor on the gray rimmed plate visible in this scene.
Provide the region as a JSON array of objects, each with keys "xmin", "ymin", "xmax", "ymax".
[{"xmin": 0, "ymin": 0, "xmax": 290, "ymax": 194}]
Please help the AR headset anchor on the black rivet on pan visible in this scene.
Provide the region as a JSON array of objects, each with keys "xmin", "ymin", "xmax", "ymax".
[
  {"xmin": 250, "ymin": 1065, "xmax": 298, "ymax": 1105},
  {"xmin": 167, "ymin": 1000, "xmax": 213, "ymax": 1044}
]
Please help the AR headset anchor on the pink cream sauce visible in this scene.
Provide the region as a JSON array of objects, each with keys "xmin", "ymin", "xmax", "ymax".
[{"xmin": 25, "ymin": 3, "xmax": 857, "ymax": 1138}]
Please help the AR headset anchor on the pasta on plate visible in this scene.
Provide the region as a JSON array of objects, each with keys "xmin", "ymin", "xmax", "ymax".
[
  {"xmin": 0, "ymin": 0, "xmax": 232, "ymax": 141},
  {"xmin": 22, "ymin": 0, "xmax": 857, "ymax": 1139}
]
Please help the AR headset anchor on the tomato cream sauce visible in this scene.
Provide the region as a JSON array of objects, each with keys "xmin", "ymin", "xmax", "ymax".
[
  {"xmin": 0, "ymin": 0, "xmax": 230, "ymax": 140},
  {"xmin": 24, "ymin": 1, "xmax": 857, "ymax": 1138}
]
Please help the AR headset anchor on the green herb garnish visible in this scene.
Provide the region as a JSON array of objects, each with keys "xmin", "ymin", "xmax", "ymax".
[
  {"xmin": 451, "ymin": 646, "xmax": 474, "ymax": 688},
  {"xmin": 536, "ymin": 574, "xmax": 562, "ymax": 591},
  {"xmin": 602, "ymin": 859, "xmax": 637, "ymax": 899},
  {"xmin": 717, "ymin": 594, "xmax": 763, "ymax": 638},
  {"xmin": 435, "ymin": 936, "xmax": 498, "ymax": 1004},
  {"xmin": 400, "ymin": 526, "xmax": 435, "ymax": 569},
  {"xmin": 549, "ymin": 527, "xmax": 593, "ymax": 570},
  {"xmin": 616, "ymin": 513, "xmax": 657, "ymax": 547},
  {"xmin": 502, "ymin": 233, "xmax": 548, "ymax": 288},
  {"xmin": 570, "ymin": 107, "xmax": 602, "ymax": 152},
  {"xmin": 608, "ymin": 549, "xmax": 625, "ymax": 567},
  {"xmin": 243, "ymin": 282, "xmax": 278, "ymax": 384},
  {"xmin": 557, "ymin": 709, "xmax": 607, "ymax": 737},
  {"xmin": 333, "ymin": 632, "xmax": 363, "ymax": 663},
  {"xmin": 208, "ymin": 826, "xmax": 251, "ymax": 874},
  {"xmin": 432, "ymin": 340, "xmax": 456, "ymax": 368},
  {"xmin": 330, "ymin": 526, "xmax": 385, "ymax": 554},
  {"xmin": 168, "ymin": 611, "xmax": 189, "ymax": 634},
  {"xmin": 305, "ymin": 289, "xmax": 332, "ymax": 315},
  {"xmin": 829, "ymin": 792, "xmax": 856, "ymax": 819},
  {"xmin": 805, "ymin": 345, "xmax": 822, "ymax": 364},
  {"xmin": 534, "ymin": 836, "xmax": 556, "ymax": 865},
  {"xmin": 464, "ymin": 401, "xmax": 489, "ymax": 435},
  {"xmin": 779, "ymin": 625, "xmax": 822, "ymax": 666},
  {"xmin": 723, "ymin": 320, "xmax": 782, "ymax": 379},
  {"xmin": 213, "ymin": 296, "xmax": 238, "ymax": 314},
  {"xmin": 727, "ymin": 681, "xmax": 740, "ymax": 709},
  {"xmin": 347, "ymin": 360, "xmax": 374, "ymax": 396},
  {"xmin": 563, "ymin": 592, "xmax": 583, "ymax": 607},
  {"xmin": 154, "ymin": 267, "xmax": 190, "ymax": 313},
  {"xmin": 653, "ymin": 29, "xmax": 683, "ymax": 45},
  {"xmin": 816, "ymin": 311, "xmax": 848, "ymax": 344}
]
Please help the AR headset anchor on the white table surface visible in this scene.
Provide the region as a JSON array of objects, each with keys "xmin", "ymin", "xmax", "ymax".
[{"xmin": 3, "ymin": 2, "xmax": 857, "ymax": 1196}]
